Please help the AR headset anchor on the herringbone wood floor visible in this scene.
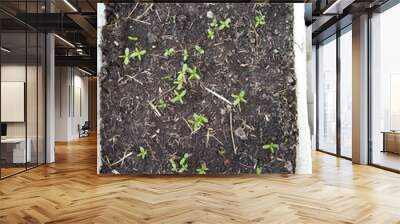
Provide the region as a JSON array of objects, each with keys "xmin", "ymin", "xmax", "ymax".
[{"xmin": 1, "ymin": 135, "xmax": 400, "ymax": 224}]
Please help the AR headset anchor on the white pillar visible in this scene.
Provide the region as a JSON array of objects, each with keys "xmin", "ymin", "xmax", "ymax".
[
  {"xmin": 295, "ymin": 4, "xmax": 312, "ymax": 174},
  {"xmin": 46, "ymin": 0, "xmax": 55, "ymax": 163},
  {"xmin": 46, "ymin": 33, "xmax": 55, "ymax": 163},
  {"xmin": 352, "ymin": 14, "xmax": 369, "ymax": 164}
]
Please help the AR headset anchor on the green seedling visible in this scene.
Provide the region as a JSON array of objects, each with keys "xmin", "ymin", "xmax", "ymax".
[
  {"xmin": 119, "ymin": 48, "xmax": 131, "ymax": 65},
  {"xmin": 256, "ymin": 167, "xmax": 262, "ymax": 175},
  {"xmin": 163, "ymin": 48, "xmax": 175, "ymax": 57},
  {"xmin": 231, "ymin": 90, "xmax": 247, "ymax": 106},
  {"xmin": 169, "ymin": 158, "xmax": 178, "ymax": 172},
  {"xmin": 137, "ymin": 146, "xmax": 147, "ymax": 160},
  {"xmin": 188, "ymin": 113, "xmax": 208, "ymax": 132},
  {"xmin": 207, "ymin": 29, "xmax": 215, "ymax": 40},
  {"xmin": 263, "ymin": 143, "xmax": 279, "ymax": 153},
  {"xmin": 174, "ymin": 64, "xmax": 189, "ymax": 90},
  {"xmin": 195, "ymin": 45, "xmax": 205, "ymax": 55},
  {"xmin": 174, "ymin": 71, "xmax": 186, "ymax": 90},
  {"xmin": 171, "ymin": 89, "xmax": 186, "ymax": 104},
  {"xmin": 210, "ymin": 17, "xmax": 218, "ymax": 28},
  {"xmin": 218, "ymin": 18, "xmax": 231, "ymax": 30},
  {"xmin": 188, "ymin": 67, "xmax": 200, "ymax": 81},
  {"xmin": 158, "ymin": 99, "xmax": 167, "ymax": 109},
  {"xmin": 255, "ymin": 15, "xmax": 266, "ymax": 28},
  {"xmin": 183, "ymin": 49, "xmax": 189, "ymax": 62},
  {"xmin": 181, "ymin": 63, "xmax": 189, "ymax": 73},
  {"xmin": 178, "ymin": 153, "xmax": 189, "ymax": 173},
  {"xmin": 128, "ymin": 35, "xmax": 139, "ymax": 41},
  {"xmin": 169, "ymin": 153, "xmax": 190, "ymax": 173},
  {"xmin": 217, "ymin": 148, "xmax": 225, "ymax": 156},
  {"xmin": 196, "ymin": 161, "xmax": 209, "ymax": 175},
  {"xmin": 131, "ymin": 47, "xmax": 146, "ymax": 61}
]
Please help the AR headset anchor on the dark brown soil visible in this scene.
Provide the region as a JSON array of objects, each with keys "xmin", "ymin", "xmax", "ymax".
[{"xmin": 99, "ymin": 3, "xmax": 298, "ymax": 175}]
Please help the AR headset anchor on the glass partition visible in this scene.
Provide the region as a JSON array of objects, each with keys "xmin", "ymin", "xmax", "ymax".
[
  {"xmin": 317, "ymin": 35, "xmax": 337, "ymax": 155},
  {"xmin": 0, "ymin": 1, "xmax": 46, "ymax": 179},
  {"xmin": 0, "ymin": 31, "xmax": 28, "ymax": 177},
  {"xmin": 370, "ymin": 3, "xmax": 400, "ymax": 171}
]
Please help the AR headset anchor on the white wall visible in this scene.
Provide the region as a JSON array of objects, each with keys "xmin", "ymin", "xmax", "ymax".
[{"xmin": 55, "ymin": 67, "xmax": 89, "ymax": 141}]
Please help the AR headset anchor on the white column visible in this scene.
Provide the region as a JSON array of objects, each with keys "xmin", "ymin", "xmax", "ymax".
[
  {"xmin": 352, "ymin": 14, "xmax": 369, "ymax": 164},
  {"xmin": 45, "ymin": 0, "xmax": 55, "ymax": 163},
  {"xmin": 295, "ymin": 4, "xmax": 312, "ymax": 174},
  {"xmin": 46, "ymin": 33, "xmax": 55, "ymax": 163}
]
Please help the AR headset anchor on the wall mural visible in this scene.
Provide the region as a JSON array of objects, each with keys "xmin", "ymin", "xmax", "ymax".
[{"xmin": 99, "ymin": 3, "xmax": 299, "ymax": 175}]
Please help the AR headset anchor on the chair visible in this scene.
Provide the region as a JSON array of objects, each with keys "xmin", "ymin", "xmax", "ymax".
[{"xmin": 79, "ymin": 121, "xmax": 90, "ymax": 138}]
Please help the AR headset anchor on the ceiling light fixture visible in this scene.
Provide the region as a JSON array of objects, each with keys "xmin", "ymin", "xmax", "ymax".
[
  {"xmin": 63, "ymin": 0, "xmax": 78, "ymax": 12},
  {"xmin": 1, "ymin": 47, "xmax": 11, "ymax": 53},
  {"xmin": 54, "ymin": 34, "xmax": 75, "ymax": 48}
]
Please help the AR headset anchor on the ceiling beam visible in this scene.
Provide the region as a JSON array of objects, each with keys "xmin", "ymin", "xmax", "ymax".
[
  {"xmin": 55, "ymin": 55, "xmax": 96, "ymax": 69},
  {"xmin": 322, "ymin": 0, "xmax": 356, "ymax": 14}
]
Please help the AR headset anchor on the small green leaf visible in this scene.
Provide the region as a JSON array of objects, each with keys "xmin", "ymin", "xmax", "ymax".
[
  {"xmin": 137, "ymin": 146, "xmax": 147, "ymax": 160},
  {"xmin": 183, "ymin": 49, "xmax": 189, "ymax": 62},
  {"xmin": 196, "ymin": 161, "xmax": 208, "ymax": 175},
  {"xmin": 210, "ymin": 18, "xmax": 218, "ymax": 28},
  {"xmin": 131, "ymin": 47, "xmax": 146, "ymax": 61},
  {"xmin": 231, "ymin": 90, "xmax": 247, "ymax": 106},
  {"xmin": 255, "ymin": 15, "xmax": 266, "ymax": 28},
  {"xmin": 169, "ymin": 158, "xmax": 178, "ymax": 172},
  {"xmin": 119, "ymin": 48, "xmax": 131, "ymax": 65},
  {"xmin": 182, "ymin": 63, "xmax": 189, "ymax": 73},
  {"xmin": 188, "ymin": 67, "xmax": 200, "ymax": 81},
  {"xmin": 158, "ymin": 99, "xmax": 167, "ymax": 109},
  {"xmin": 171, "ymin": 89, "xmax": 186, "ymax": 104},
  {"xmin": 207, "ymin": 29, "xmax": 215, "ymax": 40},
  {"xmin": 128, "ymin": 36, "xmax": 139, "ymax": 41},
  {"xmin": 195, "ymin": 45, "xmax": 205, "ymax": 54},
  {"xmin": 178, "ymin": 153, "xmax": 189, "ymax": 173},
  {"xmin": 188, "ymin": 113, "xmax": 208, "ymax": 132},
  {"xmin": 218, "ymin": 18, "xmax": 231, "ymax": 30},
  {"xmin": 256, "ymin": 167, "xmax": 262, "ymax": 175},
  {"xmin": 263, "ymin": 143, "xmax": 279, "ymax": 153},
  {"xmin": 163, "ymin": 48, "xmax": 175, "ymax": 57},
  {"xmin": 217, "ymin": 148, "xmax": 225, "ymax": 156},
  {"xmin": 174, "ymin": 71, "xmax": 186, "ymax": 90}
]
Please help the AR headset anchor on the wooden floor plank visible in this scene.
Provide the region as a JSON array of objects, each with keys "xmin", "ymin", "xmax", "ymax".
[{"xmin": 1, "ymin": 135, "xmax": 400, "ymax": 223}]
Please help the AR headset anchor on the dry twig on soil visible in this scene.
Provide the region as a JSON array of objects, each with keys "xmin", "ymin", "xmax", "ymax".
[
  {"xmin": 202, "ymin": 85, "xmax": 232, "ymax": 105},
  {"xmin": 230, "ymin": 111, "xmax": 237, "ymax": 154}
]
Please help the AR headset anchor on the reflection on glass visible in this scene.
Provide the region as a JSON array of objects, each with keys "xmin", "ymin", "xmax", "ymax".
[
  {"xmin": 340, "ymin": 28, "xmax": 352, "ymax": 158},
  {"xmin": 318, "ymin": 36, "xmax": 337, "ymax": 154},
  {"xmin": 371, "ymin": 3, "xmax": 400, "ymax": 171}
]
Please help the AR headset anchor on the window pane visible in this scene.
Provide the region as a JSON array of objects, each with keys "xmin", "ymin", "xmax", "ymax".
[
  {"xmin": 340, "ymin": 28, "xmax": 352, "ymax": 158},
  {"xmin": 371, "ymin": 3, "xmax": 400, "ymax": 171},
  {"xmin": 318, "ymin": 36, "xmax": 337, "ymax": 154}
]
